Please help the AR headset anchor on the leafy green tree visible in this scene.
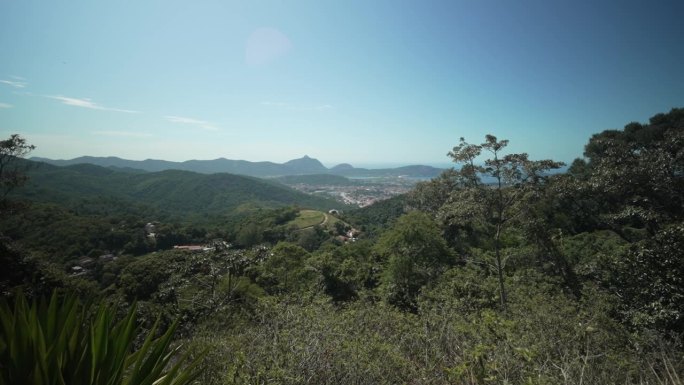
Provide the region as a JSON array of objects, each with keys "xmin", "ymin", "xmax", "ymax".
[
  {"xmin": 307, "ymin": 240, "xmax": 377, "ymax": 301},
  {"xmin": 440, "ymin": 135, "xmax": 563, "ymax": 310},
  {"xmin": 235, "ymin": 222, "xmax": 264, "ymax": 248},
  {"xmin": 343, "ymin": 195, "xmax": 407, "ymax": 237},
  {"xmin": 579, "ymin": 108, "xmax": 684, "ymax": 234},
  {"xmin": 297, "ymin": 225, "xmax": 328, "ymax": 251},
  {"xmin": 122, "ymin": 229, "xmax": 152, "ymax": 256},
  {"xmin": 374, "ymin": 211, "xmax": 453, "ymax": 309},
  {"xmin": 119, "ymin": 253, "xmax": 175, "ymax": 300},
  {"xmin": 0, "ymin": 134, "xmax": 35, "ymax": 207},
  {"xmin": 408, "ymin": 168, "xmax": 460, "ymax": 214},
  {"xmin": 256, "ymin": 242, "xmax": 315, "ymax": 294},
  {"xmin": 614, "ymin": 225, "xmax": 684, "ymax": 332}
]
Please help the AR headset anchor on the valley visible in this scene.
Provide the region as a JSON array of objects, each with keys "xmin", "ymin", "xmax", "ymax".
[{"xmin": 274, "ymin": 174, "xmax": 423, "ymax": 207}]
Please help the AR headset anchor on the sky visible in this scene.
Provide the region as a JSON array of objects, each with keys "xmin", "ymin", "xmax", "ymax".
[{"xmin": 1, "ymin": 0, "xmax": 683, "ymax": 167}]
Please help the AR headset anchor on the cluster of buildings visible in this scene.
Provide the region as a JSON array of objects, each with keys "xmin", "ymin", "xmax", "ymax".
[{"xmin": 285, "ymin": 177, "xmax": 416, "ymax": 207}]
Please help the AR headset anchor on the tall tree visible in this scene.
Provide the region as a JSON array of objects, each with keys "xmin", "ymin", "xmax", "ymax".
[
  {"xmin": 440, "ymin": 135, "xmax": 564, "ymax": 310},
  {"xmin": 580, "ymin": 108, "xmax": 684, "ymax": 234},
  {"xmin": 0, "ymin": 134, "xmax": 35, "ymax": 207}
]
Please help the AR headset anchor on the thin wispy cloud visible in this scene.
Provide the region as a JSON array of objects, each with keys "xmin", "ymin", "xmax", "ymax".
[
  {"xmin": 47, "ymin": 95, "xmax": 139, "ymax": 113},
  {"xmin": 0, "ymin": 79, "xmax": 27, "ymax": 88},
  {"xmin": 0, "ymin": 102, "xmax": 12, "ymax": 109},
  {"xmin": 261, "ymin": 101, "xmax": 334, "ymax": 112},
  {"xmin": 165, "ymin": 115, "xmax": 219, "ymax": 131},
  {"xmin": 92, "ymin": 130, "xmax": 153, "ymax": 138}
]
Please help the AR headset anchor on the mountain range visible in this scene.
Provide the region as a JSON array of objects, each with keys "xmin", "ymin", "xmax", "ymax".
[
  {"xmin": 31, "ymin": 155, "xmax": 445, "ymax": 178},
  {"xmin": 12, "ymin": 160, "xmax": 345, "ymax": 217}
]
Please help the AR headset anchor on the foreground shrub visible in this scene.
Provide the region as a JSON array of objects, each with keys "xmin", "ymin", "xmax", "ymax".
[
  {"xmin": 0, "ymin": 291, "xmax": 203, "ymax": 385},
  {"xmin": 190, "ymin": 274, "xmax": 683, "ymax": 385}
]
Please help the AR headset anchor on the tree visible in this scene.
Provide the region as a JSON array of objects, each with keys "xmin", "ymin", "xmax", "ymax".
[
  {"xmin": 0, "ymin": 134, "xmax": 35, "ymax": 206},
  {"xmin": 235, "ymin": 222, "xmax": 264, "ymax": 248},
  {"xmin": 374, "ymin": 211, "xmax": 454, "ymax": 309},
  {"xmin": 256, "ymin": 242, "xmax": 315, "ymax": 294},
  {"xmin": 119, "ymin": 253, "xmax": 174, "ymax": 301},
  {"xmin": 408, "ymin": 168, "xmax": 460, "ymax": 214},
  {"xmin": 613, "ymin": 225, "xmax": 684, "ymax": 332},
  {"xmin": 440, "ymin": 135, "xmax": 564, "ymax": 310},
  {"xmin": 579, "ymin": 108, "xmax": 684, "ymax": 234}
]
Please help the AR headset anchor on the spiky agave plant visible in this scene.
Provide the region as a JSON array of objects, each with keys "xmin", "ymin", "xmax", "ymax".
[{"xmin": 0, "ymin": 291, "xmax": 204, "ymax": 385}]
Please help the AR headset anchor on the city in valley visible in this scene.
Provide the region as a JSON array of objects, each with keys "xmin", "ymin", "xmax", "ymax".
[{"xmin": 277, "ymin": 176, "xmax": 427, "ymax": 207}]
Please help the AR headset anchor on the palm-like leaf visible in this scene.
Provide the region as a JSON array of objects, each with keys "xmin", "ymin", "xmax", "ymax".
[{"xmin": 0, "ymin": 291, "xmax": 203, "ymax": 385}]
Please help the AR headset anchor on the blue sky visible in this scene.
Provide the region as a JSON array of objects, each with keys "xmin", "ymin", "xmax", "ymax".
[{"xmin": 1, "ymin": 0, "xmax": 682, "ymax": 167}]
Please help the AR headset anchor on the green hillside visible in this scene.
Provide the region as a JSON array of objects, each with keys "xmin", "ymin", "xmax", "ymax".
[
  {"xmin": 290, "ymin": 209, "xmax": 327, "ymax": 229},
  {"xmin": 12, "ymin": 160, "xmax": 345, "ymax": 216},
  {"xmin": 284, "ymin": 209, "xmax": 347, "ymax": 229}
]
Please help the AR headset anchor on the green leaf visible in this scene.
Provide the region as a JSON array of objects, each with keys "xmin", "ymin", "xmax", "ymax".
[{"xmin": 0, "ymin": 291, "xmax": 203, "ymax": 385}]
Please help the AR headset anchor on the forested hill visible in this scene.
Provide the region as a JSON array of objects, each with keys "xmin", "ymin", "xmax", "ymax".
[{"xmin": 11, "ymin": 160, "xmax": 345, "ymax": 215}]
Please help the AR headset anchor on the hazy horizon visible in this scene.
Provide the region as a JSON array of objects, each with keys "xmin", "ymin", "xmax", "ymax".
[
  {"xmin": 2, "ymin": 1, "xmax": 683, "ymax": 165},
  {"xmin": 30, "ymin": 153, "xmax": 455, "ymax": 170}
]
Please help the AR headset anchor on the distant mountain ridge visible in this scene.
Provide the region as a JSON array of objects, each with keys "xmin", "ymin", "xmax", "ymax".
[{"xmin": 31, "ymin": 155, "xmax": 444, "ymax": 178}]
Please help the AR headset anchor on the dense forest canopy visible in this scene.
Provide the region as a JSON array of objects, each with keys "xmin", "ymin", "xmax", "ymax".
[{"xmin": 1, "ymin": 107, "xmax": 683, "ymax": 384}]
